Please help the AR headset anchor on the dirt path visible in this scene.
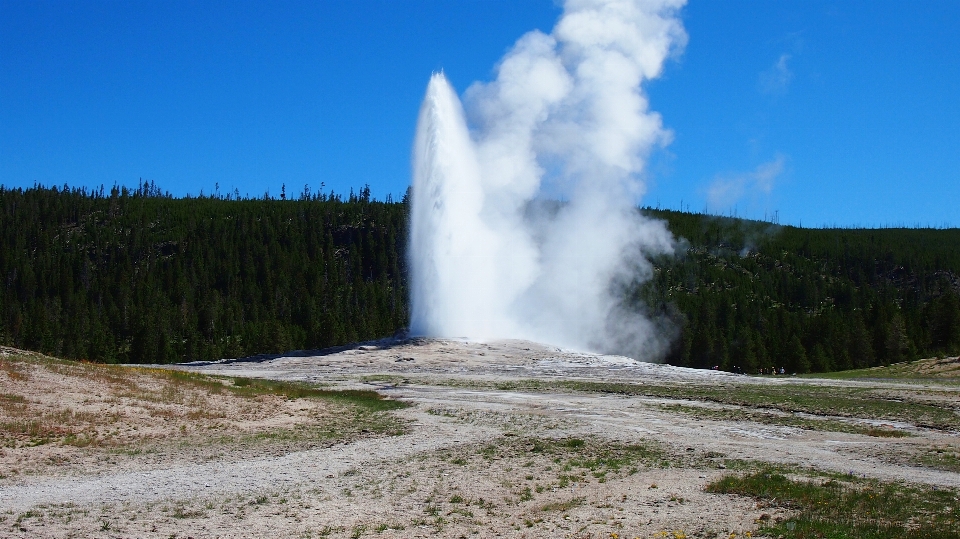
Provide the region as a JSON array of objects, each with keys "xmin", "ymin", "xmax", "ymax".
[
  {"xmin": 386, "ymin": 384, "xmax": 960, "ymax": 488},
  {"xmin": 0, "ymin": 409, "xmax": 494, "ymax": 513}
]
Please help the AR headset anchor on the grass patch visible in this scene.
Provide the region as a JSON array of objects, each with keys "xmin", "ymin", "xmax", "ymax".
[
  {"xmin": 477, "ymin": 436, "xmax": 681, "ymax": 493},
  {"xmin": 861, "ymin": 427, "xmax": 910, "ymax": 438},
  {"xmin": 400, "ymin": 376, "xmax": 960, "ymax": 431},
  {"xmin": 1, "ymin": 351, "xmax": 408, "ymax": 453},
  {"xmin": 657, "ymin": 403, "xmax": 913, "ymax": 438},
  {"xmin": 916, "ymin": 446, "xmax": 960, "ymax": 473},
  {"xmin": 540, "ymin": 497, "xmax": 585, "ymax": 512},
  {"xmin": 215, "ymin": 375, "xmax": 408, "ymax": 412},
  {"xmin": 0, "ymin": 356, "xmax": 31, "ymax": 381},
  {"xmin": 707, "ymin": 468, "xmax": 960, "ymax": 539},
  {"xmin": 550, "ymin": 380, "xmax": 959, "ymax": 430},
  {"xmin": 805, "ymin": 357, "xmax": 960, "ymax": 382},
  {"xmin": 149, "ymin": 369, "xmax": 407, "ymax": 412}
]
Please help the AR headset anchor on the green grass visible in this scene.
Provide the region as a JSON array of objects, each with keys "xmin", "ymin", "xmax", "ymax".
[
  {"xmin": 219, "ymin": 375, "xmax": 408, "ymax": 412},
  {"xmin": 550, "ymin": 380, "xmax": 958, "ymax": 430},
  {"xmin": 566, "ymin": 443, "xmax": 661, "ymax": 474},
  {"xmin": 480, "ymin": 436, "xmax": 684, "ymax": 492},
  {"xmin": 917, "ymin": 446, "xmax": 960, "ymax": 473},
  {"xmin": 707, "ymin": 468, "xmax": 960, "ymax": 539},
  {"xmin": 386, "ymin": 376, "xmax": 960, "ymax": 431},
  {"xmin": 153, "ymin": 370, "xmax": 406, "ymax": 412},
  {"xmin": 657, "ymin": 403, "xmax": 912, "ymax": 437}
]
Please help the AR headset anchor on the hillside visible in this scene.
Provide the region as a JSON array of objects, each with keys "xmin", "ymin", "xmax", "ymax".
[
  {"xmin": 1, "ymin": 185, "xmax": 958, "ymax": 370},
  {"xmin": 0, "ymin": 184, "xmax": 407, "ymax": 363},
  {"xmin": 642, "ymin": 210, "xmax": 960, "ymax": 373}
]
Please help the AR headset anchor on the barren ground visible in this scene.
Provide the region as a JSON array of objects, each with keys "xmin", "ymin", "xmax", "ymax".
[{"xmin": 1, "ymin": 340, "xmax": 959, "ymax": 538}]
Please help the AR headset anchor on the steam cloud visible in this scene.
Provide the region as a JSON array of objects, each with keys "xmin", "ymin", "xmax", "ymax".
[
  {"xmin": 706, "ymin": 153, "xmax": 786, "ymax": 212},
  {"xmin": 409, "ymin": 0, "xmax": 687, "ymax": 360}
]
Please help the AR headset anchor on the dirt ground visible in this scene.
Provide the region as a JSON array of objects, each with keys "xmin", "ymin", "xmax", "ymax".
[{"xmin": 1, "ymin": 339, "xmax": 958, "ymax": 538}]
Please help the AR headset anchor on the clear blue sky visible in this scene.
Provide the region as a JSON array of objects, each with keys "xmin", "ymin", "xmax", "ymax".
[{"xmin": 1, "ymin": 0, "xmax": 957, "ymax": 228}]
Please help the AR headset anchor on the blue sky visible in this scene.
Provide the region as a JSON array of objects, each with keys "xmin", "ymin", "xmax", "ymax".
[{"xmin": 1, "ymin": 0, "xmax": 957, "ymax": 227}]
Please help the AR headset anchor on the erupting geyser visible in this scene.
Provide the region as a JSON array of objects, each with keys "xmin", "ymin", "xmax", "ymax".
[{"xmin": 409, "ymin": 0, "xmax": 687, "ymax": 360}]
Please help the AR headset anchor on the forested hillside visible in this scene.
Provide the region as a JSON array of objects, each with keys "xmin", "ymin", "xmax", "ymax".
[
  {"xmin": 641, "ymin": 210, "xmax": 960, "ymax": 373},
  {"xmin": 2, "ymin": 185, "xmax": 959, "ymax": 370},
  {"xmin": 0, "ymin": 184, "xmax": 407, "ymax": 363}
]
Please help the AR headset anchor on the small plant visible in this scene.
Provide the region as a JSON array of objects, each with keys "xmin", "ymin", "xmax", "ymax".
[
  {"xmin": 450, "ymin": 507, "xmax": 473, "ymax": 517},
  {"xmin": 863, "ymin": 427, "xmax": 909, "ymax": 438},
  {"xmin": 540, "ymin": 497, "xmax": 585, "ymax": 512},
  {"xmin": 172, "ymin": 505, "xmax": 205, "ymax": 519}
]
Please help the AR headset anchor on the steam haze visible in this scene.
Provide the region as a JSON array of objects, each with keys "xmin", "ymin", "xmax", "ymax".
[{"xmin": 409, "ymin": 0, "xmax": 687, "ymax": 360}]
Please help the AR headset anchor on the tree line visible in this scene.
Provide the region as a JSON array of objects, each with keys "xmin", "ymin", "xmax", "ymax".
[
  {"xmin": 2, "ymin": 185, "xmax": 958, "ymax": 370},
  {"xmin": 640, "ymin": 210, "xmax": 960, "ymax": 373},
  {"xmin": 1, "ymin": 183, "xmax": 406, "ymax": 363}
]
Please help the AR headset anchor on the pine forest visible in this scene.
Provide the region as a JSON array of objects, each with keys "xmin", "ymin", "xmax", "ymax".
[{"xmin": 2, "ymin": 185, "xmax": 959, "ymax": 372}]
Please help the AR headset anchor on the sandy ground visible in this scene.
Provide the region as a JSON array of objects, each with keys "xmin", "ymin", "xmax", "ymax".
[{"xmin": 1, "ymin": 339, "xmax": 958, "ymax": 538}]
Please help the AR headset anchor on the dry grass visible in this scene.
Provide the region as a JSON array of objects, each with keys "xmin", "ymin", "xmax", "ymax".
[
  {"xmin": 810, "ymin": 356, "xmax": 960, "ymax": 381},
  {"xmin": 0, "ymin": 347, "xmax": 407, "ymax": 481}
]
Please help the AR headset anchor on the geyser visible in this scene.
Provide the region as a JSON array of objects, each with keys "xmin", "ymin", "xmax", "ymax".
[{"xmin": 409, "ymin": 0, "xmax": 687, "ymax": 360}]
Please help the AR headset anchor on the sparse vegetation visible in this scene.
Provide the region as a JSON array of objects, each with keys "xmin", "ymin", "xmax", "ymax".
[
  {"xmin": 392, "ymin": 376, "xmax": 960, "ymax": 431},
  {"xmin": 808, "ymin": 355, "xmax": 960, "ymax": 381},
  {"xmin": 657, "ymin": 402, "xmax": 913, "ymax": 437},
  {"xmin": 540, "ymin": 497, "xmax": 585, "ymax": 512},
  {"xmin": 0, "ymin": 349, "xmax": 408, "ymax": 463},
  {"xmin": 916, "ymin": 446, "xmax": 960, "ymax": 473},
  {"xmin": 707, "ymin": 468, "xmax": 960, "ymax": 539},
  {"xmin": 5, "ymin": 340, "xmax": 958, "ymax": 537}
]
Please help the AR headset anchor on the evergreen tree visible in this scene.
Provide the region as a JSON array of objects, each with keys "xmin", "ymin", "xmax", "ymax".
[{"xmin": 2, "ymin": 186, "xmax": 959, "ymax": 370}]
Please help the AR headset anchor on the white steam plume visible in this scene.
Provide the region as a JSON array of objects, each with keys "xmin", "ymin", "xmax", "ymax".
[{"xmin": 409, "ymin": 0, "xmax": 686, "ymax": 360}]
